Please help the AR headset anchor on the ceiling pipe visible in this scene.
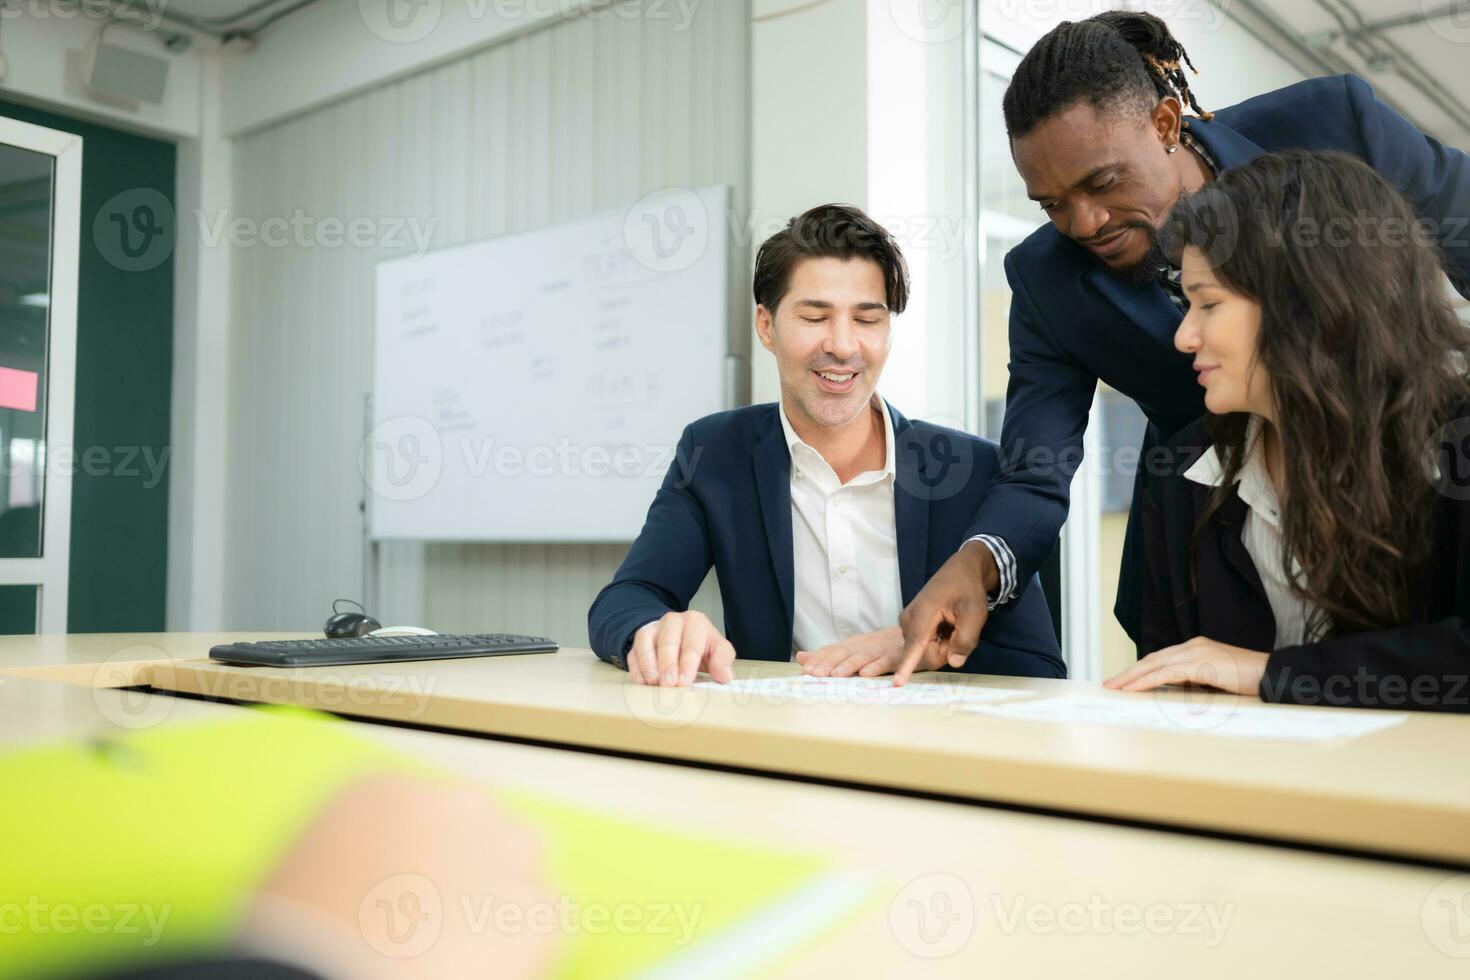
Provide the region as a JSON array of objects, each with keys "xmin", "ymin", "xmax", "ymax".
[
  {"xmin": 1310, "ymin": 0, "xmax": 1470, "ymax": 136},
  {"xmin": 1213, "ymin": 0, "xmax": 1470, "ymax": 142},
  {"xmin": 91, "ymin": 0, "xmax": 323, "ymax": 43},
  {"xmin": 1305, "ymin": 1, "xmax": 1470, "ymax": 43}
]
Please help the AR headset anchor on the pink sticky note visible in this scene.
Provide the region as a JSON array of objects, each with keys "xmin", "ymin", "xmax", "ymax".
[{"xmin": 0, "ymin": 366, "xmax": 38, "ymax": 413}]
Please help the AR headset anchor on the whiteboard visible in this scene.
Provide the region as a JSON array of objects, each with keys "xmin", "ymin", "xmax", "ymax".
[{"xmin": 368, "ymin": 186, "xmax": 730, "ymax": 542}]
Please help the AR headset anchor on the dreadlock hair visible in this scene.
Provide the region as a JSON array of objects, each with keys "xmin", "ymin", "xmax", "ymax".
[{"xmin": 1003, "ymin": 11, "xmax": 1214, "ymax": 141}]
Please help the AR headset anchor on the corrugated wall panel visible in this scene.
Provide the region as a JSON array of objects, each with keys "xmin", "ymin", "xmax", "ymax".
[{"xmin": 227, "ymin": 5, "xmax": 749, "ymax": 641}]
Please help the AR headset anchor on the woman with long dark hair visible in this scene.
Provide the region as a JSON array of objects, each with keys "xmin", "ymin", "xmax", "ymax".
[{"xmin": 1106, "ymin": 150, "xmax": 1470, "ymax": 712}]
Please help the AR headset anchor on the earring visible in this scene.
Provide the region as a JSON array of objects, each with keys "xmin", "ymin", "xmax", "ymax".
[{"xmin": 1167, "ymin": 144, "xmax": 1179, "ymax": 154}]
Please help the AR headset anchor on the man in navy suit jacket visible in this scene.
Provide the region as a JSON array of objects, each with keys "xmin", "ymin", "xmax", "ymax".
[
  {"xmin": 589, "ymin": 205, "xmax": 1063, "ymax": 686},
  {"xmin": 893, "ymin": 11, "xmax": 1470, "ymax": 682}
]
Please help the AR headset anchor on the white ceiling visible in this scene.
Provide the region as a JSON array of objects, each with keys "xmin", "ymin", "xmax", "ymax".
[{"xmin": 1243, "ymin": 0, "xmax": 1470, "ymax": 149}]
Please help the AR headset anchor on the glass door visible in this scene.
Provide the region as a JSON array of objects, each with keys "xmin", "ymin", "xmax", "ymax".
[{"xmin": 0, "ymin": 118, "xmax": 80, "ymax": 634}]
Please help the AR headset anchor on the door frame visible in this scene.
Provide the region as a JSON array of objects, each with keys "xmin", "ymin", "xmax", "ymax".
[{"xmin": 0, "ymin": 117, "xmax": 81, "ymax": 633}]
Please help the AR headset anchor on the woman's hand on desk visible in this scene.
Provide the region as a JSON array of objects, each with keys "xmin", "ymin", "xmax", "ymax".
[
  {"xmin": 1104, "ymin": 637, "xmax": 1268, "ymax": 696},
  {"xmin": 628, "ymin": 611, "xmax": 735, "ymax": 687},
  {"xmin": 796, "ymin": 627, "xmax": 906, "ymax": 678}
]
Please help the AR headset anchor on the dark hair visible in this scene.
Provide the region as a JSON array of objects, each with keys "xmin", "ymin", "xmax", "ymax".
[
  {"xmin": 1003, "ymin": 11, "xmax": 1212, "ymax": 140},
  {"xmin": 752, "ymin": 203, "xmax": 910, "ymax": 315},
  {"xmin": 1169, "ymin": 149, "xmax": 1470, "ymax": 639}
]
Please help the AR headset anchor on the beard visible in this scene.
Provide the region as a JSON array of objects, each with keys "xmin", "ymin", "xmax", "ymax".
[
  {"xmin": 1107, "ymin": 221, "xmax": 1170, "ymax": 285},
  {"xmin": 1103, "ymin": 186, "xmax": 1191, "ymax": 285}
]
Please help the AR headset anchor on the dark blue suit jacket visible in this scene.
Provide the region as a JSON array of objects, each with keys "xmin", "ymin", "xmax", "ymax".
[
  {"xmin": 969, "ymin": 74, "xmax": 1470, "ymax": 638},
  {"xmin": 589, "ymin": 402, "xmax": 1065, "ymax": 677}
]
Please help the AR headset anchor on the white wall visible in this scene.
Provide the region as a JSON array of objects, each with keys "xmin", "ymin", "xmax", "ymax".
[
  {"xmin": 216, "ymin": 0, "xmax": 631, "ymax": 137},
  {"xmin": 0, "ymin": 10, "xmax": 203, "ymax": 139},
  {"xmin": 223, "ymin": 2, "xmax": 748, "ymax": 638},
  {"xmin": 750, "ymin": 0, "xmax": 972, "ymax": 428},
  {"xmin": 749, "ymin": 0, "xmax": 868, "ymax": 406},
  {"xmin": 866, "ymin": 0, "xmax": 971, "ymax": 429},
  {"xmin": 166, "ymin": 51, "xmax": 232, "ymax": 630}
]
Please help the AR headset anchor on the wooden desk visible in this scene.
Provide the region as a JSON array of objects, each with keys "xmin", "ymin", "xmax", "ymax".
[
  {"xmin": 3, "ymin": 676, "xmax": 1466, "ymax": 976},
  {"xmin": 0, "ymin": 632, "xmax": 300, "ymax": 687},
  {"xmin": 136, "ymin": 642, "xmax": 1470, "ymax": 867}
]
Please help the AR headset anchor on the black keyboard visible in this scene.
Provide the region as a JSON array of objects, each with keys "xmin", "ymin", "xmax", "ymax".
[{"xmin": 209, "ymin": 633, "xmax": 560, "ymax": 667}]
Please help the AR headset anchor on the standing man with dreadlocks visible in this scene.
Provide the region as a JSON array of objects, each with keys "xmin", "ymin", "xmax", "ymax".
[{"xmin": 878, "ymin": 11, "xmax": 1470, "ymax": 684}]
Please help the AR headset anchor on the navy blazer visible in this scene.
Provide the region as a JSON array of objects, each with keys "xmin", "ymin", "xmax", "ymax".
[
  {"xmin": 968, "ymin": 74, "xmax": 1470, "ymax": 635},
  {"xmin": 588, "ymin": 402, "xmax": 1065, "ymax": 678}
]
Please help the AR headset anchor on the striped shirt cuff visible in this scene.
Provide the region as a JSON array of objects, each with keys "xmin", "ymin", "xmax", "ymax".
[{"xmin": 966, "ymin": 534, "xmax": 1017, "ymax": 609}]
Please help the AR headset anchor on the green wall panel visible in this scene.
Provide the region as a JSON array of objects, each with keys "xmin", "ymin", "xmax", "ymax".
[{"xmin": 0, "ymin": 99, "xmax": 175, "ymax": 633}]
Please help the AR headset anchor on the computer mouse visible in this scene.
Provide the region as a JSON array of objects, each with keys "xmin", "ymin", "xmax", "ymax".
[{"xmin": 324, "ymin": 611, "xmax": 381, "ymax": 638}]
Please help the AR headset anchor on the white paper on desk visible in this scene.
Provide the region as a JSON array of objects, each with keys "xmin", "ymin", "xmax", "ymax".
[
  {"xmin": 695, "ymin": 674, "xmax": 1022, "ymax": 708},
  {"xmin": 962, "ymin": 694, "xmax": 1407, "ymax": 741}
]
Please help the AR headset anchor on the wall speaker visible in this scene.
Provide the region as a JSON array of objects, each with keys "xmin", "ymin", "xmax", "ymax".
[{"xmin": 81, "ymin": 27, "xmax": 170, "ymax": 105}]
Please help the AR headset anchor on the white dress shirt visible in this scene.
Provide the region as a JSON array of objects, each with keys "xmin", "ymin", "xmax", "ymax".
[
  {"xmin": 780, "ymin": 396, "xmax": 902, "ymax": 655},
  {"xmin": 1183, "ymin": 419, "xmax": 1319, "ymax": 648},
  {"xmin": 630, "ymin": 398, "xmax": 1007, "ymax": 657}
]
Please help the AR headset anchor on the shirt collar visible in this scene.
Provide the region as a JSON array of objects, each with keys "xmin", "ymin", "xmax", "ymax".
[
  {"xmin": 779, "ymin": 393, "xmax": 896, "ymax": 484},
  {"xmin": 1180, "ymin": 129, "xmax": 1221, "ymax": 179},
  {"xmin": 1183, "ymin": 416, "xmax": 1283, "ymax": 527}
]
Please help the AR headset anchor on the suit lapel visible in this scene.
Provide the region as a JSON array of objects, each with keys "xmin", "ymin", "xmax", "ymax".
[
  {"xmin": 1180, "ymin": 115, "xmax": 1267, "ymax": 172},
  {"xmin": 889, "ymin": 405, "xmax": 930, "ymax": 606},
  {"xmin": 1085, "ymin": 265, "xmax": 1184, "ymax": 350},
  {"xmin": 752, "ymin": 417, "xmax": 795, "ymax": 636},
  {"xmin": 1211, "ymin": 492, "xmax": 1277, "ymax": 649},
  {"xmin": 1215, "ymin": 495, "xmax": 1264, "ymax": 592}
]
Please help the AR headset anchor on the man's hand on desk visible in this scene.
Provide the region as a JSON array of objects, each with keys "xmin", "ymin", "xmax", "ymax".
[
  {"xmin": 627, "ymin": 611, "xmax": 735, "ymax": 687},
  {"xmin": 894, "ymin": 539, "xmax": 998, "ymax": 686},
  {"xmin": 795, "ymin": 627, "xmax": 904, "ymax": 678}
]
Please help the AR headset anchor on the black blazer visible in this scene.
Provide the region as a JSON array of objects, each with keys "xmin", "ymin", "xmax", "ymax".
[
  {"xmin": 1142, "ymin": 417, "xmax": 1470, "ymax": 713},
  {"xmin": 588, "ymin": 402, "xmax": 1065, "ymax": 678}
]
